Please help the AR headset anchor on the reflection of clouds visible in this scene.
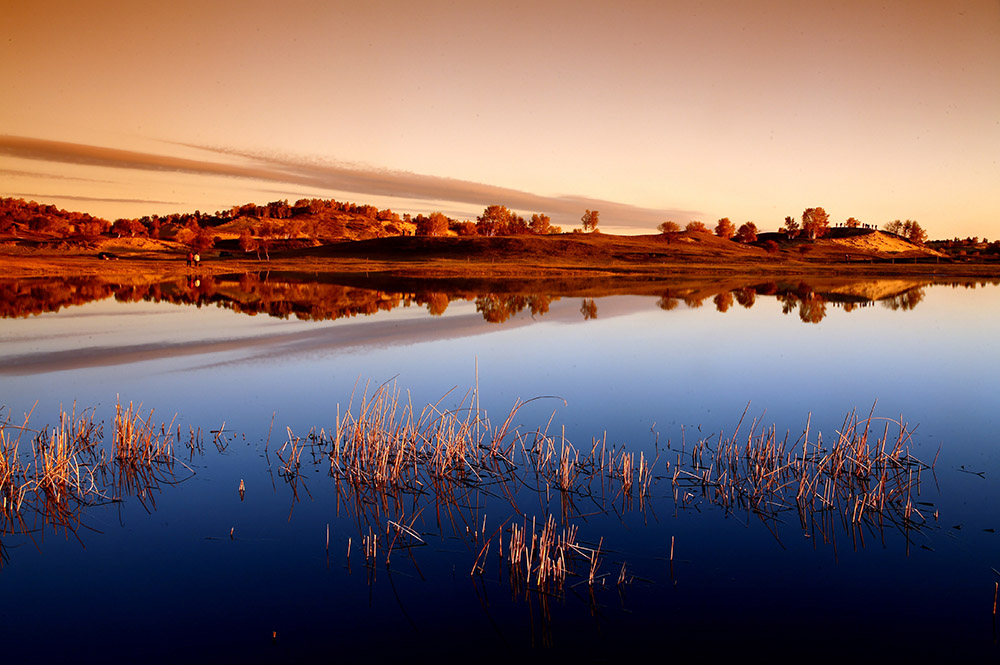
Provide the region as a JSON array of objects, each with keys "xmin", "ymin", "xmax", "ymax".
[{"xmin": 0, "ymin": 135, "xmax": 697, "ymax": 228}]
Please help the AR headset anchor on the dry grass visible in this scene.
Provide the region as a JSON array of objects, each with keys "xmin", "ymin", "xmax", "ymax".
[
  {"xmin": 669, "ymin": 405, "xmax": 934, "ymax": 546},
  {"xmin": 0, "ymin": 400, "xmax": 187, "ymax": 538}
]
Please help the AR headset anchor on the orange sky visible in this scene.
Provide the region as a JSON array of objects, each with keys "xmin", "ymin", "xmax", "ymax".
[{"xmin": 2, "ymin": 0, "xmax": 998, "ymax": 237}]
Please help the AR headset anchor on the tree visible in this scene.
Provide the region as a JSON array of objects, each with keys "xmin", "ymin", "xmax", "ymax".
[
  {"xmin": 416, "ymin": 212, "xmax": 448, "ymax": 236},
  {"xmin": 845, "ymin": 217, "xmax": 861, "ymax": 228},
  {"xmin": 902, "ymin": 220, "xmax": 927, "ymax": 244},
  {"xmin": 801, "ymin": 207, "xmax": 830, "ymax": 240},
  {"xmin": 685, "ymin": 221, "xmax": 708, "ymax": 233},
  {"xmin": 529, "ymin": 213, "xmax": 552, "ymax": 235},
  {"xmin": 238, "ymin": 228, "xmax": 256, "ymax": 253},
  {"xmin": 735, "ymin": 222, "xmax": 758, "ymax": 243},
  {"xmin": 714, "ymin": 218, "xmax": 735, "ymax": 239},
  {"xmin": 581, "ymin": 209, "xmax": 599, "ymax": 233},
  {"xmin": 454, "ymin": 220, "xmax": 478, "ymax": 236},
  {"xmin": 783, "ymin": 216, "xmax": 800, "ymax": 239},
  {"xmin": 884, "ymin": 219, "xmax": 904, "ymax": 235},
  {"xmin": 762, "ymin": 239, "xmax": 779, "ymax": 254},
  {"xmin": 658, "ymin": 221, "xmax": 680, "ymax": 243},
  {"xmin": 476, "ymin": 205, "xmax": 514, "ymax": 236},
  {"xmin": 657, "ymin": 221, "xmax": 680, "ymax": 235},
  {"xmin": 580, "ymin": 298, "xmax": 598, "ymax": 319},
  {"xmin": 508, "ymin": 213, "xmax": 529, "ymax": 234}
]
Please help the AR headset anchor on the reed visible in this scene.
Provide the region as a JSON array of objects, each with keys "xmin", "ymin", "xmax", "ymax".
[
  {"xmin": 0, "ymin": 401, "xmax": 184, "ymax": 537},
  {"xmin": 669, "ymin": 407, "xmax": 933, "ymax": 544}
]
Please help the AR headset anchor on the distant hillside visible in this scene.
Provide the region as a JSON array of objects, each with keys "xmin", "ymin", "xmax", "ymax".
[{"xmin": 2, "ymin": 196, "xmax": 996, "ymax": 266}]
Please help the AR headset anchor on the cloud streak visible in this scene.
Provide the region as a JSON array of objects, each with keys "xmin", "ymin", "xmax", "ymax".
[
  {"xmin": 10, "ymin": 192, "xmax": 182, "ymax": 206},
  {"xmin": 0, "ymin": 135, "xmax": 698, "ymax": 228}
]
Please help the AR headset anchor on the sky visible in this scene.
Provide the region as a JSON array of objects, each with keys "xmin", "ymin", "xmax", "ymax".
[{"xmin": 1, "ymin": 0, "xmax": 998, "ymax": 237}]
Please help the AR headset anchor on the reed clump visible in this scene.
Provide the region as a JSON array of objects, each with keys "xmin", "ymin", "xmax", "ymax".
[
  {"xmin": 670, "ymin": 407, "xmax": 935, "ymax": 541},
  {"xmin": 0, "ymin": 400, "xmax": 187, "ymax": 537}
]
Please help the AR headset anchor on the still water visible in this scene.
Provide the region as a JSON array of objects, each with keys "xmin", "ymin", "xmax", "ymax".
[{"xmin": 1, "ymin": 274, "xmax": 999, "ymax": 660}]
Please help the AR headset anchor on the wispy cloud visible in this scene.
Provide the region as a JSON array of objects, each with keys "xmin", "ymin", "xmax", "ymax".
[
  {"xmin": 0, "ymin": 168, "xmax": 113, "ymax": 184},
  {"xmin": 0, "ymin": 135, "xmax": 698, "ymax": 228},
  {"xmin": 9, "ymin": 192, "xmax": 182, "ymax": 206}
]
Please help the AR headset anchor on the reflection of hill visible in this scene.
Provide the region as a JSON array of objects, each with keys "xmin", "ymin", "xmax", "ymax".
[
  {"xmin": 2, "ymin": 274, "xmax": 994, "ymax": 325},
  {"xmin": 820, "ymin": 279, "xmax": 930, "ymax": 301}
]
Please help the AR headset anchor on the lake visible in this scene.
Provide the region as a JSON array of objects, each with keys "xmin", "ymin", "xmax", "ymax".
[{"xmin": 1, "ymin": 273, "xmax": 999, "ymax": 661}]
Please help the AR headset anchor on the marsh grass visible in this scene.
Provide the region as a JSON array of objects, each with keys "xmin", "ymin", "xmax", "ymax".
[
  {"xmin": 0, "ymin": 400, "xmax": 188, "ymax": 542},
  {"xmin": 670, "ymin": 405, "xmax": 935, "ymax": 548},
  {"xmin": 284, "ymin": 384, "xmax": 940, "ymax": 611}
]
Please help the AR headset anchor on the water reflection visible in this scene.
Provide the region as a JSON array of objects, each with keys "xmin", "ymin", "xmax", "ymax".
[{"xmin": 2, "ymin": 274, "xmax": 997, "ymax": 325}]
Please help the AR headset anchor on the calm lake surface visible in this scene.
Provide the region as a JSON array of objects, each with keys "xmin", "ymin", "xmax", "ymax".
[{"xmin": 1, "ymin": 274, "xmax": 999, "ymax": 660}]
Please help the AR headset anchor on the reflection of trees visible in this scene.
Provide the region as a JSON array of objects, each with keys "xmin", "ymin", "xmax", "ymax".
[
  {"xmin": 528, "ymin": 294, "xmax": 555, "ymax": 317},
  {"xmin": 423, "ymin": 292, "xmax": 449, "ymax": 316},
  {"xmin": 683, "ymin": 294, "xmax": 705, "ymax": 308},
  {"xmin": 734, "ymin": 287, "xmax": 756, "ymax": 309},
  {"xmin": 776, "ymin": 283, "xmax": 828, "ymax": 324},
  {"xmin": 798, "ymin": 295, "xmax": 827, "ymax": 324},
  {"xmin": 657, "ymin": 295, "xmax": 679, "ymax": 311},
  {"xmin": 881, "ymin": 287, "xmax": 925, "ymax": 311},
  {"xmin": 474, "ymin": 294, "xmax": 558, "ymax": 323},
  {"xmin": 713, "ymin": 292, "xmax": 734, "ymax": 312},
  {"xmin": 0, "ymin": 274, "xmax": 940, "ymax": 327},
  {"xmin": 476, "ymin": 294, "xmax": 529, "ymax": 323}
]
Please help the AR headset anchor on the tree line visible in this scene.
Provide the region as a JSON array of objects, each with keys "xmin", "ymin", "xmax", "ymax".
[
  {"xmin": 655, "ymin": 207, "xmax": 929, "ymax": 246},
  {"xmin": 0, "ymin": 197, "xmax": 939, "ymax": 252}
]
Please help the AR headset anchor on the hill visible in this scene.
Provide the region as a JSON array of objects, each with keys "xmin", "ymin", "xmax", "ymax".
[{"xmin": 3, "ymin": 196, "xmax": 998, "ymax": 280}]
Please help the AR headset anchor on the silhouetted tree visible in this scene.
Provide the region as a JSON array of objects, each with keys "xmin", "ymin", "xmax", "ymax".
[
  {"xmin": 581, "ymin": 209, "xmax": 599, "ymax": 233},
  {"xmin": 580, "ymin": 298, "xmax": 598, "ymax": 319},
  {"xmin": 783, "ymin": 216, "xmax": 800, "ymax": 238},
  {"xmin": 845, "ymin": 217, "xmax": 861, "ymax": 228}
]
